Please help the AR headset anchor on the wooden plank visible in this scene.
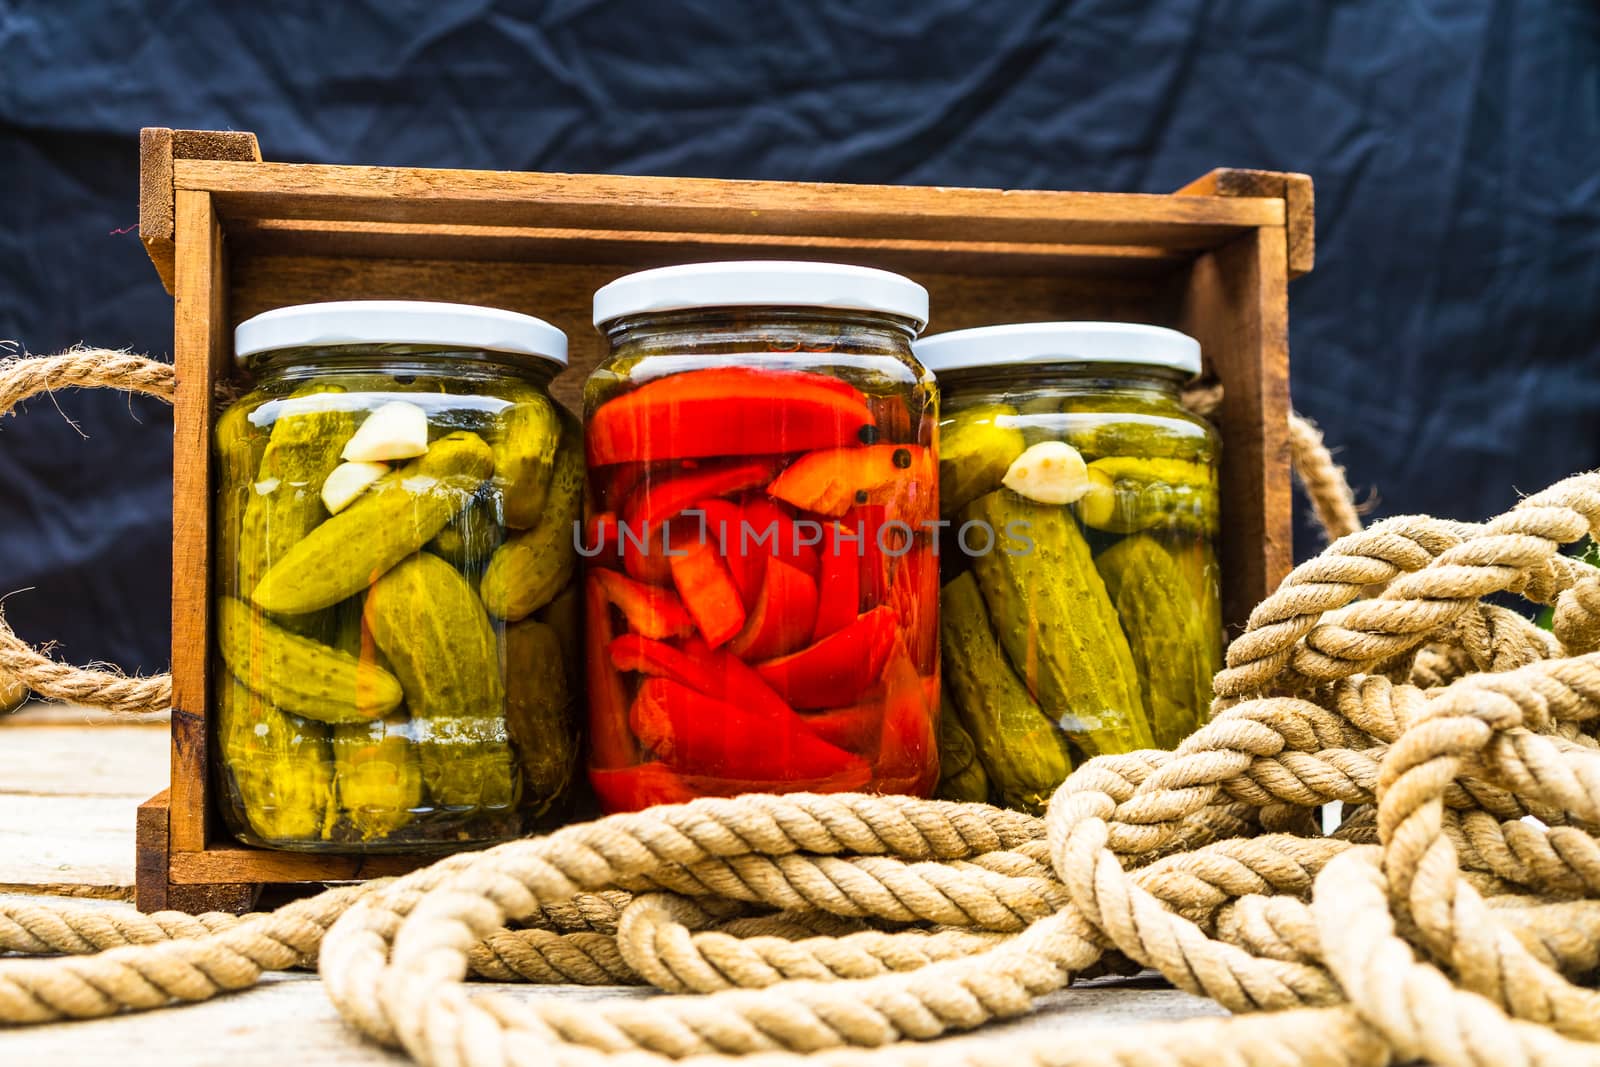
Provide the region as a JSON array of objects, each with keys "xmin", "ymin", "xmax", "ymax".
[
  {"xmin": 226, "ymin": 217, "xmax": 1192, "ymax": 277},
  {"xmin": 178, "ymin": 160, "xmax": 1283, "ymax": 249},
  {"xmin": 139, "ymin": 128, "xmax": 262, "ymax": 293},
  {"xmin": 1181, "ymin": 229, "xmax": 1293, "ymax": 633},
  {"xmin": 3, "ymin": 700, "xmax": 169, "ymax": 726},
  {"xmin": 169, "ymin": 190, "xmax": 229, "ymax": 854},
  {"xmin": 0, "ymin": 723, "xmax": 167, "ymax": 796},
  {"xmin": 135, "ymin": 791, "xmax": 171, "ymax": 911},
  {"xmin": 169, "ymin": 847, "xmax": 433, "ymax": 886},
  {"xmin": 2, "ymin": 971, "xmax": 1223, "ymax": 1066},
  {"xmin": 228, "ymin": 255, "xmax": 1186, "ymax": 413},
  {"xmin": 0, "ymin": 795, "xmax": 146, "ymax": 897},
  {"xmin": 1177, "ymin": 168, "xmax": 1314, "ymax": 278}
]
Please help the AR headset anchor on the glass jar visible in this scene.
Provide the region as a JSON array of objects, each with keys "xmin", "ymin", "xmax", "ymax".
[
  {"xmin": 213, "ymin": 301, "xmax": 582, "ymax": 852},
  {"xmin": 915, "ymin": 322, "xmax": 1221, "ymax": 814},
  {"xmin": 583, "ymin": 262, "xmax": 940, "ymax": 812}
]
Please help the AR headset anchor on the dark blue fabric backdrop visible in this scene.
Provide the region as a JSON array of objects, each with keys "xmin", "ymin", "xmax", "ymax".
[{"xmin": 2, "ymin": 0, "xmax": 1599, "ymax": 674}]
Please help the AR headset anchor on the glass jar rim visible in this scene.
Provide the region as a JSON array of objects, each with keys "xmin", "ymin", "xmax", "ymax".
[
  {"xmin": 915, "ymin": 322, "xmax": 1200, "ymax": 376},
  {"xmin": 234, "ymin": 300, "xmax": 568, "ymax": 368},
  {"xmin": 592, "ymin": 261, "xmax": 930, "ymax": 331}
]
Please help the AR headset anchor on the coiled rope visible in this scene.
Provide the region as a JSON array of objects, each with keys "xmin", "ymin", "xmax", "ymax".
[{"xmin": 5, "ymin": 349, "xmax": 1600, "ymax": 1067}]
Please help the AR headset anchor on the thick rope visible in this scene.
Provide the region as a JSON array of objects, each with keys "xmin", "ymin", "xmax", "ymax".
[
  {"xmin": 7, "ymin": 350, "xmax": 1600, "ymax": 1067},
  {"xmin": 0, "ymin": 349, "xmax": 175, "ymax": 712}
]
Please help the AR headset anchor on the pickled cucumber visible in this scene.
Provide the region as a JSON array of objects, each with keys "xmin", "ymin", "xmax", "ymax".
[
  {"xmin": 480, "ymin": 426, "xmax": 582, "ymax": 621},
  {"xmin": 430, "ymin": 492, "xmax": 505, "ymax": 570},
  {"xmin": 217, "ymin": 597, "xmax": 404, "ymax": 724},
  {"xmin": 364, "ymin": 553, "xmax": 517, "ymax": 811},
  {"xmin": 331, "ymin": 713, "xmax": 425, "ymax": 839},
  {"xmin": 940, "ymin": 570, "xmax": 1074, "ymax": 812},
  {"xmin": 534, "ymin": 583, "xmax": 582, "ymax": 690},
  {"xmin": 964, "ymin": 490, "xmax": 1152, "ymax": 756},
  {"xmin": 217, "ymin": 676, "xmax": 334, "ymax": 842},
  {"xmin": 934, "ymin": 686, "xmax": 991, "ymax": 804},
  {"xmin": 1076, "ymin": 455, "xmax": 1219, "ymax": 536},
  {"xmin": 237, "ymin": 394, "xmax": 358, "ymax": 636},
  {"xmin": 939, "ymin": 403, "xmax": 1025, "ymax": 517},
  {"xmin": 489, "ymin": 394, "xmax": 564, "ymax": 529},
  {"xmin": 1095, "ymin": 536, "xmax": 1213, "ymax": 748},
  {"xmin": 1062, "ymin": 395, "xmax": 1214, "ymax": 462},
  {"xmin": 501, "ymin": 618, "xmax": 576, "ymax": 815},
  {"xmin": 252, "ymin": 431, "xmax": 495, "ymax": 615},
  {"xmin": 213, "ymin": 399, "xmax": 269, "ymax": 600}
]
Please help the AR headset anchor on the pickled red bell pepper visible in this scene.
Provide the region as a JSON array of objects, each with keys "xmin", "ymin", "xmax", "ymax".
[
  {"xmin": 622, "ymin": 527, "xmax": 676, "ymax": 585},
  {"xmin": 607, "ymin": 633, "xmax": 791, "ymax": 720},
  {"xmin": 630, "ymin": 676, "xmax": 865, "ymax": 780},
  {"xmin": 888, "ymin": 540, "xmax": 939, "ymax": 675},
  {"xmin": 728, "ymin": 557, "xmax": 818, "ymax": 661},
  {"xmin": 622, "ymin": 458, "xmax": 781, "ymax": 528},
  {"xmin": 590, "ymin": 759, "xmax": 873, "ymax": 813},
  {"xmin": 684, "ymin": 498, "xmax": 766, "ymax": 606},
  {"xmin": 742, "ymin": 497, "xmax": 822, "ymax": 578},
  {"xmin": 592, "ymin": 568, "xmax": 695, "ymax": 639},
  {"xmin": 872, "ymin": 641, "xmax": 937, "ymax": 788},
  {"xmin": 587, "ymin": 368, "xmax": 874, "ymax": 465},
  {"xmin": 800, "ymin": 703, "xmax": 882, "ymax": 757},
  {"xmin": 847, "ymin": 503, "xmax": 892, "ymax": 611},
  {"xmin": 755, "ymin": 605, "xmax": 899, "ymax": 709},
  {"xmin": 585, "ymin": 574, "xmax": 636, "ymax": 769},
  {"xmin": 589, "ymin": 762, "xmax": 697, "ymax": 811},
  {"xmin": 766, "ymin": 444, "xmax": 937, "ymax": 525},
  {"xmin": 812, "ymin": 520, "xmax": 863, "ymax": 641},
  {"xmin": 668, "ymin": 539, "xmax": 746, "ymax": 647},
  {"xmin": 585, "ymin": 512, "xmax": 624, "ymax": 568}
]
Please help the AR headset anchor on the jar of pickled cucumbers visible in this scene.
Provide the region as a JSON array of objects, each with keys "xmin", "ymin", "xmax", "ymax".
[
  {"xmin": 914, "ymin": 322, "xmax": 1221, "ymax": 813},
  {"xmin": 214, "ymin": 301, "xmax": 583, "ymax": 852},
  {"xmin": 583, "ymin": 262, "xmax": 940, "ymax": 812}
]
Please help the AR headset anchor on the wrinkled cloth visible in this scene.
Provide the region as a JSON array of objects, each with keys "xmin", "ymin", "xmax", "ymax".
[{"xmin": 1, "ymin": 0, "xmax": 1598, "ymax": 673}]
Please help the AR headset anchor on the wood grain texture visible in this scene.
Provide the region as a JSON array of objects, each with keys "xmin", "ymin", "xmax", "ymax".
[
  {"xmin": 169, "ymin": 844, "xmax": 438, "ymax": 885},
  {"xmin": 0, "ymin": 724, "xmax": 167, "ymax": 796},
  {"xmin": 169, "ymin": 190, "xmax": 228, "ymax": 855},
  {"xmin": 1177, "ymin": 168, "xmax": 1314, "ymax": 278},
  {"xmin": 2, "ymin": 972, "xmax": 1223, "ymax": 1066},
  {"xmin": 1180, "ymin": 229, "xmax": 1294, "ymax": 633},
  {"xmin": 228, "ymin": 255, "xmax": 1189, "ymax": 413},
  {"xmin": 139, "ymin": 129, "xmax": 261, "ymax": 293},
  {"xmin": 136, "ymin": 790, "xmax": 171, "ymax": 911},
  {"xmin": 0, "ymin": 795, "xmax": 149, "ymax": 896},
  {"xmin": 177, "ymin": 160, "xmax": 1283, "ymax": 248}
]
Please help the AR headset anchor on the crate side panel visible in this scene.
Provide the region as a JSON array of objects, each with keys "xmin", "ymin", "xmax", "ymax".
[
  {"xmin": 171, "ymin": 191, "xmax": 230, "ymax": 853},
  {"xmin": 1180, "ymin": 229, "xmax": 1293, "ymax": 632}
]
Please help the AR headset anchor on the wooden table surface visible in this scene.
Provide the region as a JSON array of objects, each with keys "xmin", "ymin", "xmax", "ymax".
[{"xmin": 1, "ymin": 701, "xmax": 1227, "ymax": 1065}]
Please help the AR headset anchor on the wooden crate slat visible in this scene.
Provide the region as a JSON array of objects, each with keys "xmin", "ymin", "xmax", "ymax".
[
  {"xmin": 1180, "ymin": 228, "xmax": 1294, "ymax": 631},
  {"xmin": 140, "ymin": 129, "xmax": 262, "ymax": 294},
  {"xmin": 226, "ymin": 218, "xmax": 1195, "ymax": 276},
  {"xmin": 170, "ymin": 845, "xmax": 432, "ymax": 884},
  {"xmin": 169, "ymin": 190, "xmax": 227, "ymax": 855},
  {"xmin": 1177, "ymin": 168, "xmax": 1314, "ymax": 278},
  {"xmin": 227, "ymin": 255, "xmax": 1189, "ymax": 413},
  {"xmin": 175, "ymin": 160, "xmax": 1283, "ymax": 248}
]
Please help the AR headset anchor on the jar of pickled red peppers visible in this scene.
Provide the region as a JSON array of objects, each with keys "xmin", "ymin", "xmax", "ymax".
[{"xmin": 582, "ymin": 262, "xmax": 940, "ymax": 812}]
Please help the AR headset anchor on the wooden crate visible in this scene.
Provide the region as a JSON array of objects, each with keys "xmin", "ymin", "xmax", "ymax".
[{"xmin": 133, "ymin": 126, "xmax": 1312, "ymax": 912}]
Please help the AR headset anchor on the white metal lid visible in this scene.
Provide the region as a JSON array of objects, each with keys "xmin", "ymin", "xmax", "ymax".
[
  {"xmin": 592, "ymin": 261, "xmax": 930, "ymax": 330},
  {"xmin": 914, "ymin": 322, "xmax": 1201, "ymax": 376},
  {"xmin": 234, "ymin": 300, "xmax": 569, "ymax": 366}
]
